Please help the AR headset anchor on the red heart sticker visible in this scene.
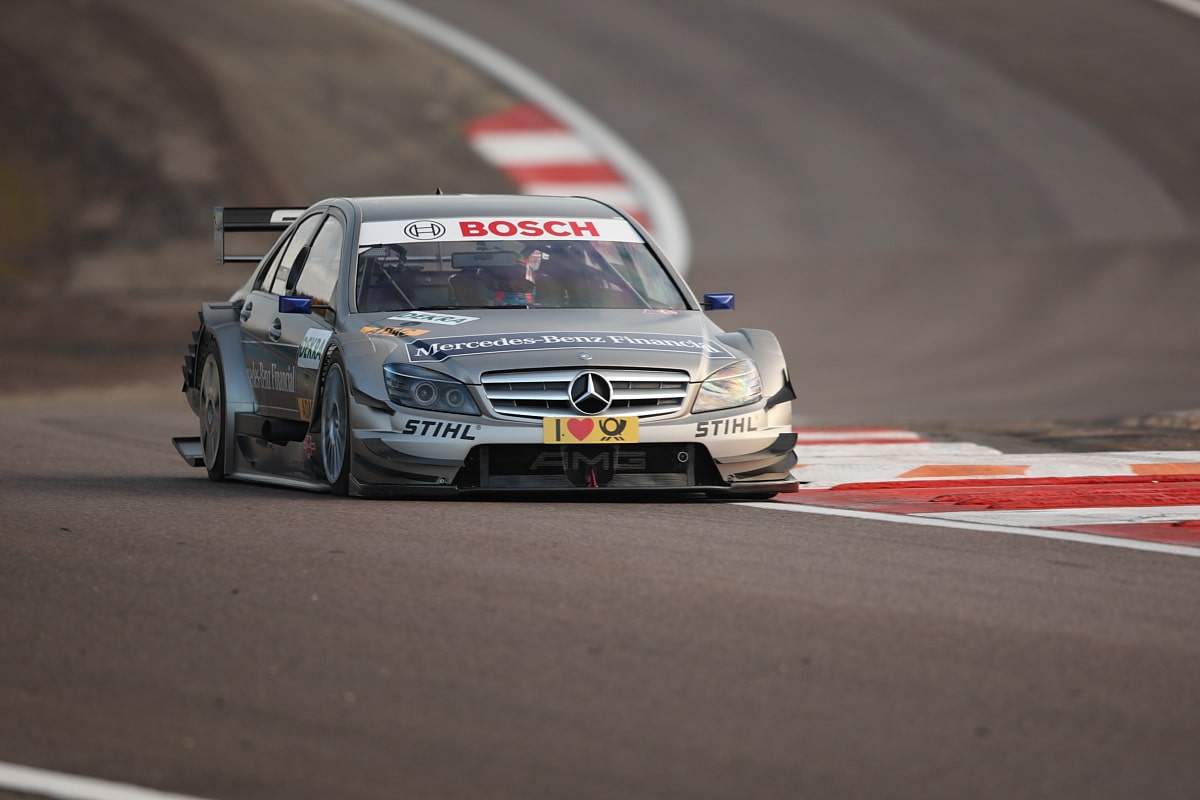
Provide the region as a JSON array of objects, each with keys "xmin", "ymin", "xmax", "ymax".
[{"xmin": 566, "ymin": 418, "xmax": 594, "ymax": 441}]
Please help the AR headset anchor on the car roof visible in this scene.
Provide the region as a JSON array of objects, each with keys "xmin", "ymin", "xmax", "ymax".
[{"xmin": 327, "ymin": 194, "xmax": 629, "ymax": 224}]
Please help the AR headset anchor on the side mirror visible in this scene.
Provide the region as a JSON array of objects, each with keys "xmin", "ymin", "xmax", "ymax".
[
  {"xmin": 279, "ymin": 296, "xmax": 312, "ymax": 314},
  {"xmin": 702, "ymin": 293, "xmax": 735, "ymax": 310}
]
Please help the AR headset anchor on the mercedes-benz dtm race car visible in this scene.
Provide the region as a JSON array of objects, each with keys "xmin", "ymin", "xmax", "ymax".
[{"xmin": 173, "ymin": 194, "xmax": 798, "ymax": 498}]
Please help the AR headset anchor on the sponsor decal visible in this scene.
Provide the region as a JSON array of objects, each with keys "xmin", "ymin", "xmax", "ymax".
[
  {"xmin": 297, "ymin": 328, "xmax": 333, "ymax": 369},
  {"xmin": 388, "ymin": 311, "xmax": 478, "ymax": 326},
  {"xmin": 695, "ymin": 415, "xmax": 760, "ymax": 437},
  {"xmin": 400, "ymin": 419, "xmax": 479, "ymax": 440},
  {"xmin": 360, "ymin": 325, "xmax": 430, "ymax": 338},
  {"xmin": 360, "ymin": 217, "xmax": 642, "ymax": 245},
  {"xmin": 298, "ymin": 397, "xmax": 314, "ymax": 421},
  {"xmin": 529, "ymin": 449, "xmax": 648, "ymax": 472},
  {"xmin": 459, "ymin": 219, "xmax": 600, "ymax": 238},
  {"xmin": 404, "ymin": 220, "xmax": 446, "ymax": 240},
  {"xmin": 407, "ymin": 331, "xmax": 735, "ymax": 362},
  {"xmin": 248, "ymin": 361, "xmax": 296, "ymax": 393},
  {"xmin": 304, "ymin": 434, "xmax": 315, "ymax": 459},
  {"xmin": 544, "ymin": 416, "xmax": 639, "ymax": 444}
]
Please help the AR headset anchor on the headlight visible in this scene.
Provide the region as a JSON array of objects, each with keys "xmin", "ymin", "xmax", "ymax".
[
  {"xmin": 383, "ymin": 364, "xmax": 481, "ymax": 415},
  {"xmin": 692, "ymin": 360, "xmax": 762, "ymax": 413}
]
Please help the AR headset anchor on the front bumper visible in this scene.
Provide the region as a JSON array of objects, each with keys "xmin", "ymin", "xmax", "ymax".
[{"xmin": 346, "ymin": 404, "xmax": 798, "ymax": 497}]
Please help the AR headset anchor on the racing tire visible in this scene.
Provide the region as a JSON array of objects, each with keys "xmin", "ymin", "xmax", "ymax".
[
  {"xmin": 197, "ymin": 336, "xmax": 228, "ymax": 482},
  {"xmin": 319, "ymin": 348, "xmax": 352, "ymax": 496}
]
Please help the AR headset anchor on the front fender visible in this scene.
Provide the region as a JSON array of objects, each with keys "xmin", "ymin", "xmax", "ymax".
[{"xmin": 716, "ymin": 328, "xmax": 795, "ymax": 414}]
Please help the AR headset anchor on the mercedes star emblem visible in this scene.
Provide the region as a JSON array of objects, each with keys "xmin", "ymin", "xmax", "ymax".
[{"xmin": 568, "ymin": 372, "xmax": 613, "ymax": 415}]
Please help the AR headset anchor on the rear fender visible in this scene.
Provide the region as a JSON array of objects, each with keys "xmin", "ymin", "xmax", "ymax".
[
  {"xmin": 196, "ymin": 303, "xmax": 258, "ymax": 477},
  {"xmin": 197, "ymin": 303, "xmax": 257, "ymax": 413}
]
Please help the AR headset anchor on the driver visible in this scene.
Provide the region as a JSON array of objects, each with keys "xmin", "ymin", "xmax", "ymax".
[
  {"xmin": 479, "ymin": 261, "xmax": 535, "ymax": 306},
  {"xmin": 523, "ymin": 242, "xmax": 595, "ymax": 306}
]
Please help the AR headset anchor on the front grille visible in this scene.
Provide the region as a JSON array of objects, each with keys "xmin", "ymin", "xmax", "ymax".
[{"xmin": 480, "ymin": 368, "xmax": 690, "ymax": 419}]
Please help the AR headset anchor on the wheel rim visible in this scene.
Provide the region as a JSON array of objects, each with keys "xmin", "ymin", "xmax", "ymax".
[
  {"xmin": 322, "ymin": 365, "xmax": 348, "ymax": 483},
  {"xmin": 199, "ymin": 356, "xmax": 222, "ymax": 469}
]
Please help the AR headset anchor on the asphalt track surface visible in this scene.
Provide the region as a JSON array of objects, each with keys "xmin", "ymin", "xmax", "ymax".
[{"xmin": 3, "ymin": 1, "xmax": 1200, "ymax": 799}]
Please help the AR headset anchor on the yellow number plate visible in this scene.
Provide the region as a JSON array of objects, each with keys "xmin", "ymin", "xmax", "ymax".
[{"xmin": 543, "ymin": 416, "xmax": 640, "ymax": 444}]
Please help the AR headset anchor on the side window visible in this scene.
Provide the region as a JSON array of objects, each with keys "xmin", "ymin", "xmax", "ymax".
[
  {"xmin": 267, "ymin": 214, "xmax": 322, "ymax": 295},
  {"xmin": 255, "ymin": 238, "xmax": 288, "ymax": 291},
  {"xmin": 293, "ymin": 216, "xmax": 344, "ymax": 305}
]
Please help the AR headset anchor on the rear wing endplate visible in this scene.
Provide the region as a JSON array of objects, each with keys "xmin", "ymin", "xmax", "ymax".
[{"xmin": 213, "ymin": 206, "xmax": 306, "ymax": 264}]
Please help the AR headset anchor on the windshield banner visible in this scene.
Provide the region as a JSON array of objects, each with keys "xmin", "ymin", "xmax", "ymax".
[{"xmin": 361, "ymin": 217, "xmax": 643, "ymax": 244}]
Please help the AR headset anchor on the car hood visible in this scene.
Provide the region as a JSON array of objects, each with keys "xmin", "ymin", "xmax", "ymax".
[{"xmin": 351, "ymin": 309, "xmax": 744, "ymax": 383}]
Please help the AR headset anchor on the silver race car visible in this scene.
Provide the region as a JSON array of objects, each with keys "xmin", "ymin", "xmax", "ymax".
[{"xmin": 173, "ymin": 195, "xmax": 798, "ymax": 498}]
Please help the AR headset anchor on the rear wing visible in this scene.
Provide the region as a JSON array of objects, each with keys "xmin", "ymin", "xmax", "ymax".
[{"xmin": 213, "ymin": 206, "xmax": 306, "ymax": 264}]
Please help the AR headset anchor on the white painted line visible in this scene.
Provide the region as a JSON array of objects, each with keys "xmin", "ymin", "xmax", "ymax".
[
  {"xmin": 917, "ymin": 505, "xmax": 1200, "ymax": 528},
  {"xmin": 340, "ymin": 0, "xmax": 692, "ymax": 271},
  {"xmin": 1150, "ymin": 0, "xmax": 1200, "ymax": 19},
  {"xmin": 739, "ymin": 502, "xmax": 1200, "ymax": 558},
  {"xmin": 0, "ymin": 761, "xmax": 213, "ymax": 800}
]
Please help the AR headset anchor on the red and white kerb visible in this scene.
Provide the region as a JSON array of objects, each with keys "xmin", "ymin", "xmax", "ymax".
[{"xmin": 465, "ymin": 102, "xmax": 648, "ymax": 228}]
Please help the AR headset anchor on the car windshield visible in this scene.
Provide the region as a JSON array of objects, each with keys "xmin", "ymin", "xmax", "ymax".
[{"xmin": 354, "ymin": 234, "xmax": 689, "ymax": 314}]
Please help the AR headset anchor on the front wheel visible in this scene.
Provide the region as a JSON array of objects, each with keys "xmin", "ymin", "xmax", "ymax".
[
  {"xmin": 198, "ymin": 338, "xmax": 227, "ymax": 482},
  {"xmin": 319, "ymin": 350, "xmax": 352, "ymax": 495}
]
